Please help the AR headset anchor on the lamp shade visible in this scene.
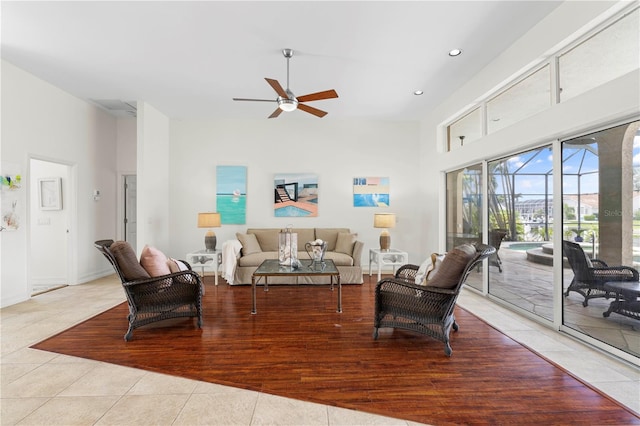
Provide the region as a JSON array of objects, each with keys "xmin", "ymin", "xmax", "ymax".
[
  {"xmin": 198, "ymin": 212, "xmax": 221, "ymax": 228},
  {"xmin": 373, "ymin": 213, "xmax": 396, "ymax": 229}
]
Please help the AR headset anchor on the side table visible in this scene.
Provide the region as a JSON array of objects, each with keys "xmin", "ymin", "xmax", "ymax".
[
  {"xmin": 186, "ymin": 250, "xmax": 223, "ymax": 285},
  {"xmin": 369, "ymin": 248, "xmax": 409, "ymax": 281}
]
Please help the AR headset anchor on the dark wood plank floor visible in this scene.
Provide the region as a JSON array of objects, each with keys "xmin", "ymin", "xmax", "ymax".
[{"xmin": 33, "ymin": 275, "xmax": 639, "ymax": 425}]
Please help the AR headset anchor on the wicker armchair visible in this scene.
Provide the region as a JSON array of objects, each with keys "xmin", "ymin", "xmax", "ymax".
[
  {"xmin": 373, "ymin": 243, "xmax": 495, "ymax": 356},
  {"xmin": 95, "ymin": 240, "xmax": 203, "ymax": 341},
  {"xmin": 563, "ymin": 240, "xmax": 638, "ymax": 307}
]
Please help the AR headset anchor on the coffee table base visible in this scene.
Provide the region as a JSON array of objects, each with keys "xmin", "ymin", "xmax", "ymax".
[{"xmin": 251, "ymin": 260, "xmax": 342, "ymax": 315}]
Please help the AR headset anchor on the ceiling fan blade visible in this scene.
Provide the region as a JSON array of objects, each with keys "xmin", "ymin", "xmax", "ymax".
[
  {"xmin": 232, "ymin": 98, "xmax": 276, "ymax": 102},
  {"xmin": 296, "ymin": 89, "xmax": 339, "ymax": 103},
  {"xmin": 297, "ymin": 103, "xmax": 328, "ymax": 118},
  {"xmin": 268, "ymin": 108, "xmax": 283, "ymax": 119},
  {"xmin": 265, "ymin": 78, "xmax": 288, "ymax": 98}
]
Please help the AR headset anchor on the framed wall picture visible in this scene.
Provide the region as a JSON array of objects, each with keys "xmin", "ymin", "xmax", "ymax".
[
  {"xmin": 38, "ymin": 177, "xmax": 62, "ymax": 210},
  {"xmin": 274, "ymin": 173, "xmax": 318, "ymax": 217},
  {"xmin": 353, "ymin": 177, "xmax": 390, "ymax": 207},
  {"xmin": 216, "ymin": 165, "xmax": 247, "ymax": 224}
]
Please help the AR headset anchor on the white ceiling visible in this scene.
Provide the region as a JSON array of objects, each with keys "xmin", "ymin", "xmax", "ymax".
[{"xmin": 1, "ymin": 1, "xmax": 562, "ymax": 121}]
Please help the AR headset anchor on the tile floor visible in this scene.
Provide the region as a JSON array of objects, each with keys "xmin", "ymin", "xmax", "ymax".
[{"xmin": 1, "ymin": 275, "xmax": 638, "ymax": 425}]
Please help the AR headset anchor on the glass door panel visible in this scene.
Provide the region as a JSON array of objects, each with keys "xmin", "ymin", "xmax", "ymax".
[
  {"xmin": 488, "ymin": 146, "xmax": 554, "ymax": 321},
  {"xmin": 562, "ymin": 121, "xmax": 639, "ymax": 357},
  {"xmin": 446, "ymin": 164, "xmax": 483, "ymax": 291}
]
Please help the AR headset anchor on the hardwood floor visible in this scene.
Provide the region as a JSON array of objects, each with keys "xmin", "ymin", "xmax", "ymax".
[{"xmin": 32, "ymin": 275, "xmax": 639, "ymax": 425}]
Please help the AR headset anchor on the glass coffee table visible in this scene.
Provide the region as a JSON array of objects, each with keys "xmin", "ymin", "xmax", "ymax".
[{"xmin": 251, "ymin": 259, "xmax": 341, "ymax": 314}]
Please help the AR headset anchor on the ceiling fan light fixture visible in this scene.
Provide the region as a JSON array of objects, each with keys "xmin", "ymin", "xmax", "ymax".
[{"xmin": 278, "ymin": 97, "xmax": 298, "ymax": 112}]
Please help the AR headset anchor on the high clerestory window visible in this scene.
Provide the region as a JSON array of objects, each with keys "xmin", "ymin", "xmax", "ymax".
[{"xmin": 445, "ymin": 6, "xmax": 639, "ymax": 152}]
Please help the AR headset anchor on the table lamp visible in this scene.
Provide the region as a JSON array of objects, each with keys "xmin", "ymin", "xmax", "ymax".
[
  {"xmin": 374, "ymin": 213, "xmax": 396, "ymax": 251},
  {"xmin": 197, "ymin": 212, "xmax": 221, "ymax": 251}
]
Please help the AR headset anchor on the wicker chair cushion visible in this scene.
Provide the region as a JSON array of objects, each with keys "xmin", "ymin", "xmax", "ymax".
[
  {"xmin": 110, "ymin": 241, "xmax": 150, "ymax": 281},
  {"xmin": 335, "ymin": 233, "xmax": 357, "ymax": 255},
  {"xmin": 140, "ymin": 245, "xmax": 171, "ymax": 277},
  {"xmin": 167, "ymin": 257, "xmax": 189, "ymax": 273},
  {"xmin": 237, "ymin": 233, "xmax": 262, "ymax": 255},
  {"xmin": 426, "ymin": 244, "xmax": 476, "ymax": 289}
]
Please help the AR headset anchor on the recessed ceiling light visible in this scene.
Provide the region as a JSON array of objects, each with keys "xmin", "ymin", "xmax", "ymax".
[
  {"xmin": 448, "ymin": 49, "xmax": 462, "ymax": 57},
  {"xmin": 413, "ymin": 90, "xmax": 424, "ymax": 96}
]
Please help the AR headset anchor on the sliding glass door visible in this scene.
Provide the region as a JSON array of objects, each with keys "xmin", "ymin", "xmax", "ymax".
[
  {"xmin": 445, "ymin": 120, "xmax": 639, "ymax": 357},
  {"xmin": 561, "ymin": 121, "xmax": 639, "ymax": 357}
]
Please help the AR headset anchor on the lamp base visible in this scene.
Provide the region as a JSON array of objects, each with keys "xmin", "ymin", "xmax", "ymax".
[
  {"xmin": 205, "ymin": 235, "xmax": 217, "ymax": 251},
  {"xmin": 379, "ymin": 234, "xmax": 391, "ymax": 251}
]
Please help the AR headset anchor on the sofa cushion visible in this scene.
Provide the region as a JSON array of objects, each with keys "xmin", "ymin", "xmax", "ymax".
[
  {"xmin": 109, "ymin": 241, "xmax": 150, "ymax": 281},
  {"xmin": 247, "ymin": 229, "xmax": 280, "ymax": 251},
  {"xmin": 292, "ymin": 228, "xmax": 316, "ymax": 246},
  {"xmin": 323, "ymin": 251, "xmax": 354, "ymax": 266},
  {"xmin": 315, "ymin": 228, "xmax": 350, "ymax": 251},
  {"xmin": 335, "ymin": 232, "xmax": 357, "ymax": 255},
  {"xmin": 238, "ymin": 251, "xmax": 279, "ymax": 267},
  {"xmin": 426, "ymin": 244, "xmax": 476, "ymax": 289},
  {"xmin": 140, "ymin": 245, "xmax": 172, "ymax": 277},
  {"xmin": 237, "ymin": 233, "xmax": 262, "ymax": 255}
]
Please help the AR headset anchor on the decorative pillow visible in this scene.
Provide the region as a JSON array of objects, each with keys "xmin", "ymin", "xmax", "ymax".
[
  {"xmin": 167, "ymin": 257, "xmax": 189, "ymax": 273},
  {"xmin": 140, "ymin": 245, "xmax": 171, "ymax": 277},
  {"xmin": 109, "ymin": 241, "xmax": 150, "ymax": 281},
  {"xmin": 415, "ymin": 253, "xmax": 445, "ymax": 284},
  {"xmin": 415, "ymin": 255, "xmax": 434, "ymax": 284},
  {"xmin": 236, "ymin": 233, "xmax": 262, "ymax": 255},
  {"xmin": 426, "ymin": 244, "xmax": 476, "ymax": 289},
  {"xmin": 335, "ymin": 232, "xmax": 357, "ymax": 255},
  {"xmin": 426, "ymin": 253, "xmax": 446, "ymax": 281}
]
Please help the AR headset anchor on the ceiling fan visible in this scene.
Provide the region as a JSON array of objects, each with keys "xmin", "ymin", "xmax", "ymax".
[{"xmin": 233, "ymin": 48, "xmax": 338, "ymax": 118}]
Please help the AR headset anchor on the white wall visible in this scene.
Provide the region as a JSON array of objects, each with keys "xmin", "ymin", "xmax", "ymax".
[
  {"xmin": 418, "ymin": 1, "xmax": 639, "ymax": 256},
  {"xmin": 167, "ymin": 119, "xmax": 421, "ymax": 265},
  {"xmin": 137, "ymin": 102, "xmax": 170, "ymax": 254},
  {"xmin": 1, "ymin": 60, "xmax": 118, "ymax": 307}
]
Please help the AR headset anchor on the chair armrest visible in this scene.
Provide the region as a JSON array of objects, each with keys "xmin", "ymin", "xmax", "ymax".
[
  {"xmin": 590, "ymin": 258, "xmax": 608, "ymax": 267},
  {"xmin": 592, "ymin": 266, "xmax": 639, "ymax": 281},
  {"xmin": 376, "ymin": 277, "xmax": 457, "ymax": 297},
  {"xmin": 122, "ymin": 269, "xmax": 201, "ymax": 288},
  {"xmin": 395, "ymin": 264, "xmax": 419, "ymax": 282},
  {"xmin": 352, "ymin": 241, "xmax": 364, "ymax": 266}
]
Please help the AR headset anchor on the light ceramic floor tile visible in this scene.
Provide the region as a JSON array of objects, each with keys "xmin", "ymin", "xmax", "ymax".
[
  {"xmin": 0, "ymin": 347, "xmax": 58, "ymax": 365},
  {"xmin": 0, "ymin": 397, "xmax": 48, "ymax": 425},
  {"xmin": 173, "ymin": 391, "xmax": 259, "ymax": 425},
  {"xmin": 15, "ymin": 395, "xmax": 120, "ymax": 426},
  {"xmin": 2, "ymin": 362, "xmax": 95, "ymax": 398},
  {"xmin": 327, "ymin": 405, "xmax": 416, "ymax": 425},
  {"xmin": 250, "ymin": 393, "xmax": 328, "ymax": 426},
  {"xmin": 94, "ymin": 394, "xmax": 190, "ymax": 426},
  {"xmin": 127, "ymin": 371, "xmax": 199, "ymax": 395},
  {"xmin": 1, "ymin": 364, "xmax": 41, "ymax": 388},
  {"xmin": 58, "ymin": 363, "xmax": 147, "ymax": 397}
]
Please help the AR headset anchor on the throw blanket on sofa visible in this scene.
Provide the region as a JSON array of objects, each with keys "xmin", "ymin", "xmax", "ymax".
[{"xmin": 222, "ymin": 240, "xmax": 242, "ymax": 284}]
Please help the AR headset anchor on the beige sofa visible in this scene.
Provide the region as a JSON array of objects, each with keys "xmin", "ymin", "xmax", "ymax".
[{"xmin": 233, "ymin": 228, "xmax": 364, "ymax": 285}]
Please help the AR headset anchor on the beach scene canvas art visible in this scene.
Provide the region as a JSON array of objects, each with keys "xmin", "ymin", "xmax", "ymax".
[
  {"xmin": 353, "ymin": 177, "xmax": 389, "ymax": 207},
  {"xmin": 216, "ymin": 165, "xmax": 247, "ymax": 224},
  {"xmin": 274, "ymin": 173, "xmax": 318, "ymax": 217}
]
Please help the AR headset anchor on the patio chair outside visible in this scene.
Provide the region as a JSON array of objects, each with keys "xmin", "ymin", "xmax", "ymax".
[{"xmin": 563, "ymin": 240, "xmax": 638, "ymax": 307}]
